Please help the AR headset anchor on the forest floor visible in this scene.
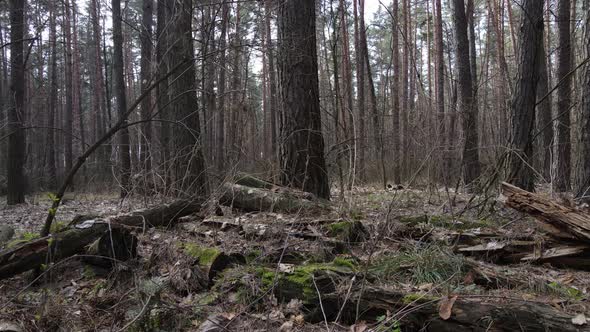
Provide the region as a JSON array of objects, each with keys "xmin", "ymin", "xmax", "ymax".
[{"xmin": 1, "ymin": 185, "xmax": 590, "ymax": 331}]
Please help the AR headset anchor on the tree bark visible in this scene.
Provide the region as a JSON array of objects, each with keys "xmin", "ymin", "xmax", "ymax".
[
  {"xmin": 7, "ymin": 0, "xmax": 26, "ymax": 205},
  {"xmin": 353, "ymin": 0, "xmax": 365, "ymax": 181},
  {"xmin": 278, "ymin": 0, "xmax": 330, "ymax": 199},
  {"xmin": 216, "ymin": 1, "xmax": 229, "ymax": 173},
  {"xmin": 112, "ymin": 0, "xmax": 132, "ymax": 197},
  {"xmin": 166, "ymin": 0, "xmax": 208, "ymax": 197},
  {"xmin": 391, "ymin": 0, "xmax": 401, "ymax": 184},
  {"xmin": 507, "ymin": 0, "xmax": 544, "ymax": 191},
  {"xmin": 536, "ymin": 35, "xmax": 553, "ymax": 181},
  {"xmin": 47, "ymin": 0, "xmax": 58, "ymax": 190},
  {"xmin": 453, "ymin": 0, "xmax": 481, "ymax": 190},
  {"xmin": 140, "ymin": 0, "xmax": 154, "ymax": 172},
  {"xmin": 434, "ymin": 0, "xmax": 446, "ymax": 185},
  {"xmin": 577, "ymin": 0, "xmax": 590, "ymax": 201},
  {"xmin": 554, "ymin": 0, "xmax": 573, "ymax": 192}
]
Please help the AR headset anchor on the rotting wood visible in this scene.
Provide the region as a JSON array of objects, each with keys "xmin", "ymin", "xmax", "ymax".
[
  {"xmin": 501, "ymin": 182, "xmax": 590, "ymax": 241},
  {"xmin": 219, "ymin": 183, "xmax": 330, "ymax": 213},
  {"xmin": 0, "ymin": 199, "xmax": 203, "ymax": 280}
]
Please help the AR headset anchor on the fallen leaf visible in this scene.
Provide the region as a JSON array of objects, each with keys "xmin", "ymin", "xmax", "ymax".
[
  {"xmin": 417, "ymin": 283, "xmax": 433, "ymax": 291},
  {"xmin": 350, "ymin": 321, "xmax": 368, "ymax": 331},
  {"xmin": 279, "ymin": 321, "xmax": 294, "ymax": 332},
  {"xmin": 279, "ymin": 263, "xmax": 295, "ymax": 273},
  {"xmin": 572, "ymin": 313, "xmax": 587, "ymax": 326},
  {"xmin": 438, "ymin": 295, "xmax": 458, "ymax": 320},
  {"xmin": 291, "ymin": 314, "xmax": 305, "ymax": 326}
]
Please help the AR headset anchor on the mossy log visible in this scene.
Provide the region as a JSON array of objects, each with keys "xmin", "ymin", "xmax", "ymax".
[
  {"xmin": 0, "ymin": 222, "xmax": 133, "ymax": 279},
  {"xmin": 219, "ymin": 183, "xmax": 330, "ymax": 213},
  {"xmin": 0, "ymin": 199, "xmax": 202, "ymax": 280},
  {"xmin": 181, "ymin": 243, "xmax": 245, "ymax": 285}
]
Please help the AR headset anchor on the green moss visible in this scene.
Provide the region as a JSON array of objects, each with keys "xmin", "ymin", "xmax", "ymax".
[
  {"xmin": 197, "ymin": 292, "xmax": 219, "ymax": 306},
  {"xmin": 182, "ymin": 243, "xmax": 220, "ymax": 265},
  {"xmin": 548, "ymin": 282, "xmax": 584, "ymax": 300},
  {"xmin": 6, "ymin": 232, "xmax": 40, "ymax": 248},
  {"xmin": 332, "ymin": 256, "xmax": 357, "ymax": 269},
  {"xmin": 245, "ymin": 249, "xmax": 262, "ymax": 263},
  {"xmin": 49, "ymin": 221, "xmax": 67, "ymax": 233},
  {"xmin": 401, "ymin": 293, "xmax": 438, "ymax": 304}
]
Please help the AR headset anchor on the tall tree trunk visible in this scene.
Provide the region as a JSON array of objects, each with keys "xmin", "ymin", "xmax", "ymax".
[
  {"xmin": 140, "ymin": 0, "xmax": 154, "ymax": 172},
  {"xmin": 47, "ymin": 0, "xmax": 58, "ymax": 190},
  {"xmin": 203, "ymin": 5, "xmax": 217, "ymax": 171},
  {"xmin": 391, "ymin": 0, "xmax": 401, "ymax": 184},
  {"xmin": 112, "ymin": 0, "xmax": 132, "ymax": 197},
  {"xmin": 265, "ymin": 0, "xmax": 279, "ymax": 171},
  {"xmin": 401, "ymin": 0, "xmax": 409, "ymax": 179},
  {"xmin": 576, "ymin": 0, "xmax": 590, "ymax": 201},
  {"xmin": 7, "ymin": 0, "xmax": 26, "ymax": 204},
  {"xmin": 453, "ymin": 0, "xmax": 481, "ymax": 190},
  {"xmin": 507, "ymin": 0, "xmax": 544, "ymax": 191},
  {"xmin": 338, "ymin": 0, "xmax": 355, "ymax": 187},
  {"xmin": 434, "ymin": 0, "xmax": 447, "ymax": 185},
  {"xmin": 553, "ymin": 0, "xmax": 572, "ymax": 192},
  {"xmin": 229, "ymin": 3, "xmax": 242, "ymax": 165},
  {"xmin": 166, "ymin": 0, "xmax": 208, "ymax": 196},
  {"xmin": 278, "ymin": 0, "xmax": 330, "ymax": 199},
  {"xmin": 63, "ymin": 0, "xmax": 74, "ymax": 185},
  {"xmin": 353, "ymin": 0, "xmax": 365, "ymax": 181},
  {"xmin": 216, "ymin": 1, "xmax": 229, "ymax": 173},
  {"xmin": 156, "ymin": 0, "xmax": 170, "ymax": 186},
  {"xmin": 71, "ymin": 0, "xmax": 85, "ymax": 183},
  {"xmin": 330, "ymin": 0, "xmax": 345, "ymax": 198},
  {"xmin": 536, "ymin": 35, "xmax": 553, "ymax": 181},
  {"xmin": 359, "ymin": 0, "xmax": 384, "ymax": 185}
]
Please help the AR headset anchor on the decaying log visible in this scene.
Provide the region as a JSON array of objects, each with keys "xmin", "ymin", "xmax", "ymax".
[
  {"xmin": 501, "ymin": 182, "xmax": 590, "ymax": 241},
  {"xmin": 0, "ymin": 199, "xmax": 203, "ymax": 280},
  {"xmin": 234, "ymin": 173, "xmax": 277, "ymax": 190},
  {"xmin": 0, "ymin": 222, "xmax": 121, "ymax": 279},
  {"xmin": 219, "ymin": 262, "xmax": 586, "ymax": 331},
  {"xmin": 341, "ymin": 286, "xmax": 588, "ymax": 331},
  {"xmin": 219, "ymin": 183, "xmax": 330, "ymax": 213}
]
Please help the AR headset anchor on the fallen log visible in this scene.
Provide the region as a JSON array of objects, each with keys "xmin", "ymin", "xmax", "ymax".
[
  {"xmin": 234, "ymin": 172, "xmax": 277, "ymax": 190},
  {"xmin": 0, "ymin": 199, "xmax": 202, "ymax": 280},
  {"xmin": 501, "ymin": 182, "xmax": 590, "ymax": 241},
  {"xmin": 216, "ymin": 262, "xmax": 586, "ymax": 331},
  {"xmin": 341, "ymin": 286, "xmax": 588, "ymax": 331},
  {"xmin": 219, "ymin": 183, "xmax": 330, "ymax": 213}
]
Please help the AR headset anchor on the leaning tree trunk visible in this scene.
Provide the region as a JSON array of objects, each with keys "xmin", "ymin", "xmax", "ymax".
[
  {"xmin": 277, "ymin": 0, "xmax": 330, "ymax": 199},
  {"xmin": 507, "ymin": 0, "xmax": 544, "ymax": 191}
]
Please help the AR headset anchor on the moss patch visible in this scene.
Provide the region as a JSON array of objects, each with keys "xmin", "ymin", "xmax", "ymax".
[
  {"xmin": 181, "ymin": 243, "xmax": 220, "ymax": 265},
  {"xmin": 327, "ymin": 221, "xmax": 368, "ymax": 242},
  {"xmin": 401, "ymin": 293, "xmax": 439, "ymax": 304}
]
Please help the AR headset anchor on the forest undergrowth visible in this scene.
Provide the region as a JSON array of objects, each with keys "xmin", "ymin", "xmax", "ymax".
[{"xmin": 0, "ymin": 184, "xmax": 589, "ymax": 331}]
